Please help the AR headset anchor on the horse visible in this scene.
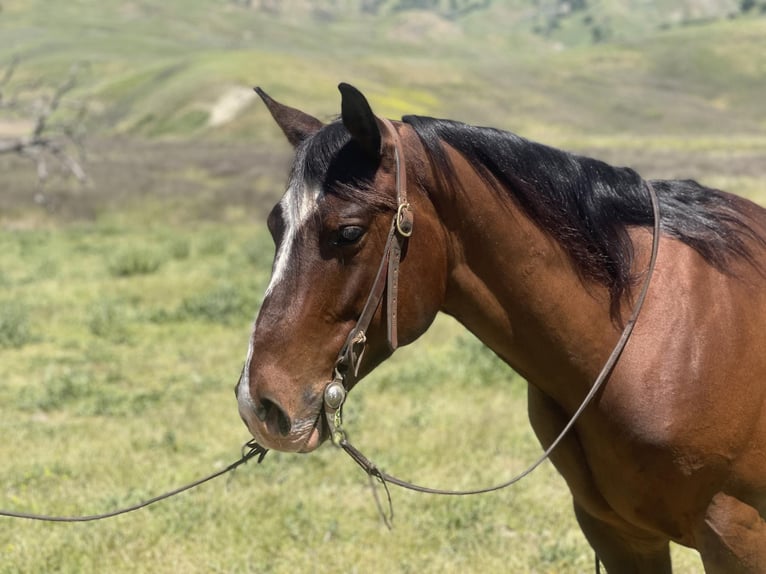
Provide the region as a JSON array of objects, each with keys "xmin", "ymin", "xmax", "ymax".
[{"xmin": 235, "ymin": 83, "xmax": 766, "ymax": 573}]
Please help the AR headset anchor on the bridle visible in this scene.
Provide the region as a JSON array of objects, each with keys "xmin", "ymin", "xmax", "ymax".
[
  {"xmin": 322, "ymin": 118, "xmax": 662, "ymax": 499},
  {"xmin": 0, "ymin": 115, "xmax": 659, "ymax": 574},
  {"xmin": 323, "ymin": 117, "xmax": 414, "ymax": 443}
]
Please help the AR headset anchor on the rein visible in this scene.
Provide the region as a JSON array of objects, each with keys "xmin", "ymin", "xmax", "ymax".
[
  {"xmin": 324, "ymin": 118, "xmax": 662, "ymax": 498},
  {"xmin": 2, "ymin": 120, "xmax": 660, "ymax": 566},
  {"xmin": 0, "ymin": 441, "xmax": 267, "ymax": 522}
]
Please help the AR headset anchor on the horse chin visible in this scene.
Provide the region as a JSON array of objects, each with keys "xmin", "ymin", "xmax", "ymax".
[{"xmin": 241, "ymin": 414, "xmax": 325, "ymax": 453}]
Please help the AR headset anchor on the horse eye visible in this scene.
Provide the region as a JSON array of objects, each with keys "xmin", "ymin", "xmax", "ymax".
[{"xmin": 336, "ymin": 226, "xmax": 365, "ymax": 245}]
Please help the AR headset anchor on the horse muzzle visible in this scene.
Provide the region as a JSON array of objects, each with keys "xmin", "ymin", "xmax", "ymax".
[{"xmin": 235, "ymin": 375, "xmax": 327, "ymax": 453}]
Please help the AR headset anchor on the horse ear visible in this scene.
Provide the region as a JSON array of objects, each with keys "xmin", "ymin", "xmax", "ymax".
[
  {"xmin": 255, "ymin": 87, "xmax": 323, "ymax": 148},
  {"xmin": 338, "ymin": 83, "xmax": 381, "ymax": 159}
]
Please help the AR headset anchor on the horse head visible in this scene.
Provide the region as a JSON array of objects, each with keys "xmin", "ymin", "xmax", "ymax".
[{"xmin": 236, "ymin": 84, "xmax": 448, "ymax": 452}]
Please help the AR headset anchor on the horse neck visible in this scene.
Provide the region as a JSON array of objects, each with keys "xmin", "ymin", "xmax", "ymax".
[{"xmin": 429, "ymin": 145, "xmax": 622, "ymax": 407}]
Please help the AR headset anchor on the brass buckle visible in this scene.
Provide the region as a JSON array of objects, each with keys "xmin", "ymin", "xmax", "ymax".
[
  {"xmin": 396, "ymin": 203, "xmax": 413, "ymax": 237},
  {"xmin": 348, "ymin": 331, "xmax": 367, "ymax": 377}
]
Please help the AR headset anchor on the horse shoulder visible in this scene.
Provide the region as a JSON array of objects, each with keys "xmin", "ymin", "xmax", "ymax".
[
  {"xmin": 538, "ymin": 234, "xmax": 765, "ymax": 540},
  {"xmin": 606, "ymin": 232, "xmax": 765, "ymax": 448}
]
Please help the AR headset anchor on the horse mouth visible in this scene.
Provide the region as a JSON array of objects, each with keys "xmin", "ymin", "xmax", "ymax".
[
  {"xmin": 297, "ymin": 411, "xmax": 328, "ymax": 453},
  {"xmin": 239, "ymin": 405, "xmax": 328, "ymax": 453}
]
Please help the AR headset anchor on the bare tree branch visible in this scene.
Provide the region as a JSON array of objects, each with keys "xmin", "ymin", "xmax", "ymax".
[{"xmin": 0, "ymin": 57, "xmax": 90, "ymax": 191}]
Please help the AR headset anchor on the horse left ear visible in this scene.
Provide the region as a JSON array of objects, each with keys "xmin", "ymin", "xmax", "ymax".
[
  {"xmin": 255, "ymin": 87, "xmax": 324, "ymax": 148},
  {"xmin": 339, "ymin": 83, "xmax": 381, "ymax": 160}
]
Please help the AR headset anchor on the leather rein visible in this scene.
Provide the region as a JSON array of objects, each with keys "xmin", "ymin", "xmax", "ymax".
[
  {"xmin": 323, "ymin": 118, "xmax": 662, "ymax": 497},
  {"xmin": 0, "ymin": 441, "xmax": 268, "ymax": 522},
  {"xmin": 0, "ymin": 120, "xmax": 659, "ymax": 533}
]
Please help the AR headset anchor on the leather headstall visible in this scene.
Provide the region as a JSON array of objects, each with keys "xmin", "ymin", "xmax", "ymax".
[{"xmin": 324, "ymin": 118, "xmax": 413, "ymax": 445}]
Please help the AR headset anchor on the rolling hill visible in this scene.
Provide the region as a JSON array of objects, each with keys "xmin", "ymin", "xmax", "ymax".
[{"xmin": 1, "ymin": 0, "xmax": 765, "ymax": 144}]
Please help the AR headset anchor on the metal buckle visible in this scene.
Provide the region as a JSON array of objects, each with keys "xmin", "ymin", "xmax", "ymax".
[
  {"xmin": 349, "ymin": 331, "xmax": 367, "ymax": 376},
  {"xmin": 396, "ymin": 203, "xmax": 413, "ymax": 237}
]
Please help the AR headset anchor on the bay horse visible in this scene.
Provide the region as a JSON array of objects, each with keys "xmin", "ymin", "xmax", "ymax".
[{"xmin": 236, "ymin": 83, "xmax": 766, "ymax": 573}]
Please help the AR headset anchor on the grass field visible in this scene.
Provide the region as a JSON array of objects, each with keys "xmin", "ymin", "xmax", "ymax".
[
  {"xmin": 2, "ymin": 137, "xmax": 764, "ymax": 573},
  {"xmin": 0, "ymin": 203, "xmax": 707, "ymax": 574},
  {"xmin": 2, "ymin": 2, "xmax": 766, "ymax": 573}
]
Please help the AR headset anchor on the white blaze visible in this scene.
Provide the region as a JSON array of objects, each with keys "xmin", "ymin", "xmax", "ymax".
[
  {"xmin": 238, "ymin": 153, "xmax": 321, "ymax": 401},
  {"xmin": 265, "ymin": 180, "xmax": 321, "ymax": 298}
]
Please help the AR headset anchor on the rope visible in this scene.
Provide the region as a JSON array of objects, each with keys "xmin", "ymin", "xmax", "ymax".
[{"xmin": 0, "ymin": 441, "xmax": 267, "ymax": 522}]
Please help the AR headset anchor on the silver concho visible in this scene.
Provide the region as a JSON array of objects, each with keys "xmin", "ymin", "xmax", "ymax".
[{"xmin": 324, "ymin": 381, "xmax": 346, "ymax": 410}]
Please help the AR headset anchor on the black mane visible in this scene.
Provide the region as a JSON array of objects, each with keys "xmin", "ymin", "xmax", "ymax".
[{"xmin": 402, "ymin": 116, "xmax": 762, "ymax": 316}]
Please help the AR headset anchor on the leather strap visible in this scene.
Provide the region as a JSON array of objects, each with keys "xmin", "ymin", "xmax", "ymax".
[
  {"xmin": 333, "ymin": 119, "xmax": 413, "ymax": 388},
  {"xmin": 382, "ymin": 118, "xmax": 413, "ymax": 351},
  {"xmin": 0, "ymin": 441, "xmax": 268, "ymax": 522}
]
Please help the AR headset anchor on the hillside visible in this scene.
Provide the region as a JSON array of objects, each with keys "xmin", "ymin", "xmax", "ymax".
[{"xmin": 1, "ymin": 0, "xmax": 765, "ymax": 144}]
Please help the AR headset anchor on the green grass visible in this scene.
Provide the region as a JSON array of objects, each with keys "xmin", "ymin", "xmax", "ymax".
[{"xmin": 0, "ymin": 195, "xmax": 737, "ymax": 572}]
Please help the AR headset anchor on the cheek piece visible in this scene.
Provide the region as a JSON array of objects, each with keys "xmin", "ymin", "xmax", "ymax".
[{"xmin": 324, "ymin": 117, "xmax": 413, "ymax": 446}]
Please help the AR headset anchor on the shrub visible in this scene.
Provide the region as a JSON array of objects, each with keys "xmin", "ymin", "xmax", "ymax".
[
  {"xmin": 179, "ymin": 283, "xmax": 252, "ymax": 325},
  {"xmin": 0, "ymin": 303, "xmax": 34, "ymax": 348},
  {"xmin": 107, "ymin": 246, "xmax": 164, "ymax": 277},
  {"xmin": 87, "ymin": 301, "xmax": 131, "ymax": 343},
  {"xmin": 167, "ymin": 237, "xmax": 191, "ymax": 260}
]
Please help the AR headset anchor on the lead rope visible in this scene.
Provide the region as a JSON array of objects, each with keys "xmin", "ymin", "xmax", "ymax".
[
  {"xmin": 0, "ymin": 441, "xmax": 268, "ymax": 522},
  {"xmin": 324, "ymin": 118, "xmax": 661, "ymax": 573}
]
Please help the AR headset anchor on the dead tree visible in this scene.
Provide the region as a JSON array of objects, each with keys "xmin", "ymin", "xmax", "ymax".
[{"xmin": 0, "ymin": 56, "xmax": 89, "ymax": 188}]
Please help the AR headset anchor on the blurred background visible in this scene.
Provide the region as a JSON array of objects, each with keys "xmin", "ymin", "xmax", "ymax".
[{"xmin": 1, "ymin": 1, "xmax": 764, "ymax": 572}]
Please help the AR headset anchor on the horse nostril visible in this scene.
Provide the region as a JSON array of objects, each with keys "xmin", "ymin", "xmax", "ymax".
[{"xmin": 261, "ymin": 398, "xmax": 291, "ymax": 437}]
